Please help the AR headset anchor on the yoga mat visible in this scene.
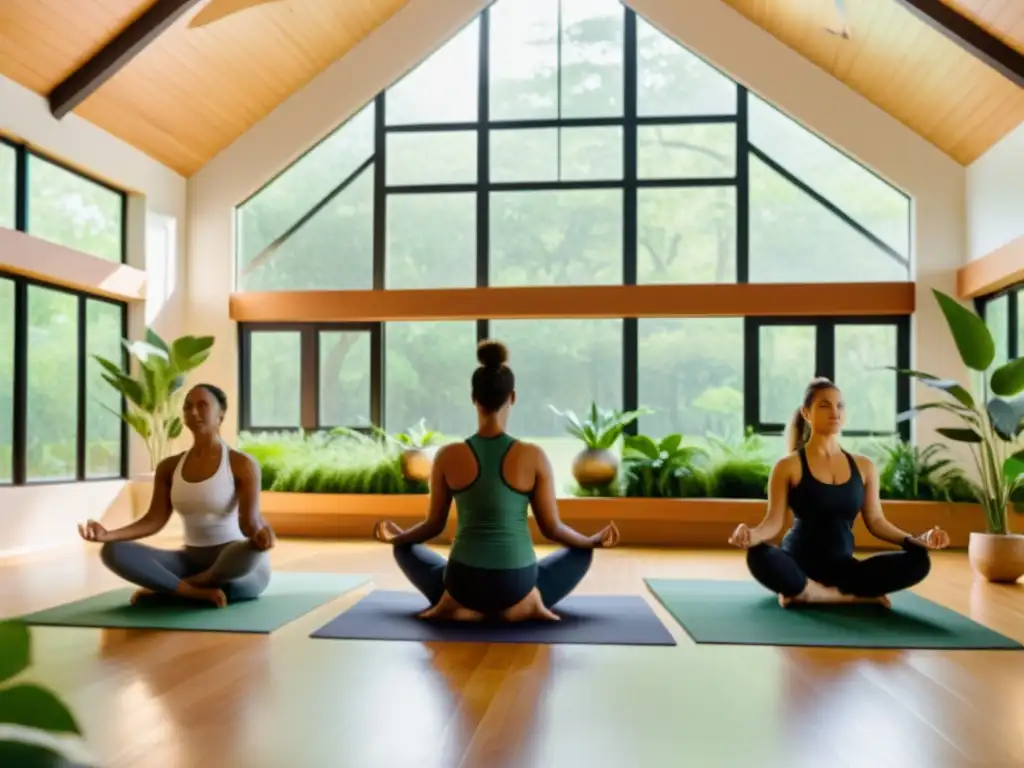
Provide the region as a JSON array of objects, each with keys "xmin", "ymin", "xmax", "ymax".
[
  {"xmin": 19, "ymin": 573, "xmax": 371, "ymax": 634},
  {"xmin": 311, "ymin": 590, "xmax": 677, "ymax": 646},
  {"xmin": 644, "ymin": 578, "xmax": 1023, "ymax": 650}
]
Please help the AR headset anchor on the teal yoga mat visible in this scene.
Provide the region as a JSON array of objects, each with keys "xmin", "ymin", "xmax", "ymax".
[
  {"xmin": 645, "ymin": 578, "xmax": 1023, "ymax": 650},
  {"xmin": 19, "ymin": 572, "xmax": 371, "ymax": 634}
]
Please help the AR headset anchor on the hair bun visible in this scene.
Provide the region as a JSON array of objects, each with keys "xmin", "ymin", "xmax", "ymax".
[{"xmin": 477, "ymin": 339, "xmax": 509, "ymax": 369}]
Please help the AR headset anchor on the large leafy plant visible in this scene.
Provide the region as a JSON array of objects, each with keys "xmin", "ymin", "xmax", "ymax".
[
  {"xmin": 94, "ymin": 329, "xmax": 214, "ymax": 470},
  {"xmin": 548, "ymin": 402, "xmax": 652, "ymax": 451},
  {"xmin": 621, "ymin": 433, "xmax": 709, "ymax": 498},
  {"xmin": 0, "ymin": 621, "xmax": 93, "ymax": 767},
  {"xmin": 893, "ymin": 289, "xmax": 1024, "ymax": 534},
  {"xmin": 371, "ymin": 419, "xmax": 441, "ymax": 450},
  {"xmin": 876, "ymin": 440, "xmax": 974, "ymax": 502}
]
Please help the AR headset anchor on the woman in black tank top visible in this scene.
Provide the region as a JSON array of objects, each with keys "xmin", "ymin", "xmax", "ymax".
[{"xmin": 727, "ymin": 378, "xmax": 950, "ymax": 608}]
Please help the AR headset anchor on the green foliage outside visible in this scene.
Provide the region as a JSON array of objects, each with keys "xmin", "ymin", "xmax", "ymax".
[{"xmin": 0, "ymin": 621, "xmax": 94, "ymax": 767}]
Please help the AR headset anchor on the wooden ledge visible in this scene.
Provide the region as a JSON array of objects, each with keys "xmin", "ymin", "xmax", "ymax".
[
  {"xmin": 258, "ymin": 492, "xmax": 982, "ymax": 550},
  {"xmin": 0, "ymin": 228, "xmax": 145, "ymax": 302},
  {"xmin": 230, "ymin": 282, "xmax": 915, "ymax": 323},
  {"xmin": 957, "ymin": 235, "xmax": 1024, "ymax": 299}
]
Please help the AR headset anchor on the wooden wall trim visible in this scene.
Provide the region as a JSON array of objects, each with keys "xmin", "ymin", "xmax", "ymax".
[
  {"xmin": 0, "ymin": 228, "xmax": 146, "ymax": 302},
  {"xmin": 957, "ymin": 236, "xmax": 1024, "ymax": 299},
  {"xmin": 230, "ymin": 282, "xmax": 915, "ymax": 323}
]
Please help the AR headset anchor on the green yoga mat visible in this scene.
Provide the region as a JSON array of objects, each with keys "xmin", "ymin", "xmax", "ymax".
[
  {"xmin": 19, "ymin": 572, "xmax": 371, "ymax": 634},
  {"xmin": 645, "ymin": 578, "xmax": 1023, "ymax": 650}
]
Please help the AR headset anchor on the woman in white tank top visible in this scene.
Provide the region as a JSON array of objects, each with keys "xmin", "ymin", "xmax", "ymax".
[{"xmin": 78, "ymin": 384, "xmax": 275, "ymax": 608}]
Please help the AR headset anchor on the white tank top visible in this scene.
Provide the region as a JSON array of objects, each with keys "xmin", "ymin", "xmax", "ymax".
[{"xmin": 170, "ymin": 441, "xmax": 245, "ymax": 547}]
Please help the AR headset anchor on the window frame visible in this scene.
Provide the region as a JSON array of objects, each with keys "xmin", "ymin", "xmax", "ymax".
[
  {"xmin": 237, "ymin": 322, "xmax": 382, "ymax": 432},
  {"xmin": 1, "ymin": 270, "xmax": 129, "ymax": 486},
  {"xmin": 0, "ymin": 138, "xmax": 129, "ymax": 487},
  {"xmin": 977, "ymin": 285, "xmax": 1021, "ymax": 361},
  {"xmin": 743, "ymin": 315, "xmax": 911, "ymax": 442}
]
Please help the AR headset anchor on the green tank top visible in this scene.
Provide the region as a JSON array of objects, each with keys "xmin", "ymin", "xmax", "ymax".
[{"xmin": 448, "ymin": 433, "xmax": 537, "ymax": 570}]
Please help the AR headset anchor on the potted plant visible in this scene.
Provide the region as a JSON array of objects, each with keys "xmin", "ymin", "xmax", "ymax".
[
  {"xmin": 373, "ymin": 419, "xmax": 441, "ymax": 484},
  {"xmin": 549, "ymin": 402, "xmax": 651, "ymax": 489},
  {"xmin": 0, "ymin": 621, "xmax": 96, "ymax": 766},
  {"xmin": 94, "ymin": 328, "xmax": 214, "ymax": 519},
  {"xmin": 893, "ymin": 288, "xmax": 1024, "ymax": 582}
]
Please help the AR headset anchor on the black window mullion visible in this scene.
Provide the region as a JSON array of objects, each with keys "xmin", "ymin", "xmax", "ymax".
[
  {"xmin": 302, "ymin": 328, "xmax": 319, "ymax": 431},
  {"xmin": 372, "ymin": 323, "xmax": 384, "ymax": 428},
  {"xmin": 896, "ymin": 315, "xmax": 912, "ymax": 443},
  {"xmin": 736, "ymin": 85, "xmax": 749, "ymax": 284},
  {"xmin": 816, "ymin": 320, "xmax": 835, "ymax": 381},
  {"xmin": 119, "ymin": 303, "xmax": 129, "ymax": 479},
  {"xmin": 622, "ymin": 8, "xmax": 638, "ymax": 428},
  {"xmin": 15, "ymin": 144, "xmax": 28, "ymax": 232},
  {"xmin": 477, "ymin": 9, "xmax": 490, "ymax": 290},
  {"xmin": 373, "ymin": 93, "xmax": 387, "ymax": 290},
  {"xmin": 12, "ymin": 278, "xmax": 27, "ymax": 485},
  {"xmin": 237, "ymin": 325, "xmax": 253, "ymax": 432},
  {"xmin": 1009, "ymin": 290, "xmax": 1019, "ymax": 361},
  {"xmin": 76, "ymin": 296, "xmax": 87, "ymax": 481},
  {"xmin": 743, "ymin": 316, "xmax": 759, "ymax": 432}
]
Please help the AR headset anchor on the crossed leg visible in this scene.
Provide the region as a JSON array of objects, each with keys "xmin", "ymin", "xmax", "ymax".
[
  {"xmin": 100, "ymin": 541, "xmax": 228, "ymax": 607},
  {"xmin": 745, "ymin": 544, "xmax": 895, "ymax": 608}
]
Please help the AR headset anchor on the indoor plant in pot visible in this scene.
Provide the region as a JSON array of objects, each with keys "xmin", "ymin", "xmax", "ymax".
[
  {"xmin": 94, "ymin": 329, "xmax": 215, "ymax": 518},
  {"xmin": 893, "ymin": 289, "xmax": 1024, "ymax": 582},
  {"xmin": 372, "ymin": 419, "xmax": 441, "ymax": 484},
  {"xmin": 549, "ymin": 402, "xmax": 651, "ymax": 490}
]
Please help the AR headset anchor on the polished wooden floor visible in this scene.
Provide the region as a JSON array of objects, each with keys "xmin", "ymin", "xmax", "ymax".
[{"xmin": 4, "ymin": 540, "xmax": 1024, "ymax": 768}]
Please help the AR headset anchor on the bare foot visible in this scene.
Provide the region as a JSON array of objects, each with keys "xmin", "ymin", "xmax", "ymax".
[
  {"xmin": 130, "ymin": 588, "xmax": 155, "ymax": 605},
  {"xmin": 501, "ymin": 589, "xmax": 560, "ymax": 623},
  {"xmin": 418, "ymin": 592, "xmax": 484, "ymax": 622},
  {"xmin": 781, "ymin": 581, "xmax": 892, "ymax": 609},
  {"xmin": 175, "ymin": 583, "xmax": 228, "ymax": 608}
]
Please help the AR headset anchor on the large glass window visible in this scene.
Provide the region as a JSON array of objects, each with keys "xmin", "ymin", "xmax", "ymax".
[
  {"xmin": 27, "ymin": 155, "xmax": 124, "ymax": 263},
  {"xmin": 319, "ymin": 330, "xmax": 372, "ymax": 429},
  {"xmin": 85, "ymin": 299, "xmax": 124, "ymax": 479},
  {"xmin": 2, "ymin": 141, "xmax": 129, "ymax": 486},
  {"xmin": 247, "ymin": 331, "xmax": 302, "ymax": 428},
  {"xmin": 637, "ymin": 318, "xmax": 744, "ymax": 440},
  {"xmin": 384, "ymin": 321, "xmax": 478, "ymax": 438},
  {"xmin": 489, "ymin": 318, "xmax": 623, "ymax": 492},
  {"xmin": 0, "ymin": 142, "xmax": 14, "ymax": 229},
  {"xmin": 0, "ymin": 278, "xmax": 13, "ymax": 483},
  {"xmin": 235, "ymin": 1, "xmax": 910, "ymax": 292},
  {"xmin": 26, "ymin": 285, "xmax": 79, "ymax": 482}
]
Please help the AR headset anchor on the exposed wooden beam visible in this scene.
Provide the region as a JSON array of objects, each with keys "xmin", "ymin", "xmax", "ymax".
[
  {"xmin": 891, "ymin": 0, "xmax": 1024, "ymax": 88},
  {"xmin": 48, "ymin": 0, "xmax": 204, "ymax": 119}
]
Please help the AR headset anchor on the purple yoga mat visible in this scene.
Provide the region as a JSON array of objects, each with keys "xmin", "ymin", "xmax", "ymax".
[{"xmin": 310, "ymin": 590, "xmax": 677, "ymax": 646}]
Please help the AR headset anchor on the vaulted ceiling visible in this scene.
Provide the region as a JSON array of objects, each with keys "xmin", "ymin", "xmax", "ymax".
[{"xmin": 0, "ymin": 0, "xmax": 1020, "ymax": 176}]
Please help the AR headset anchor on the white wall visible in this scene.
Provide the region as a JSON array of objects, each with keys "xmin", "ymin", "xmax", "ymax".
[
  {"xmin": 187, "ymin": 0, "xmax": 967, "ymax": 453},
  {"xmin": 966, "ymin": 121, "xmax": 1024, "ymax": 262},
  {"xmin": 0, "ymin": 74, "xmax": 188, "ymax": 555}
]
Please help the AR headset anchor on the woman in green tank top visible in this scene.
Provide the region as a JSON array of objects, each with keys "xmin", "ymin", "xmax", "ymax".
[{"xmin": 373, "ymin": 340, "xmax": 620, "ymax": 622}]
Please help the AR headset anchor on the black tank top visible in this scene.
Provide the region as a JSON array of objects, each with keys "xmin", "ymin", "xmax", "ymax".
[{"xmin": 781, "ymin": 448, "xmax": 864, "ymax": 560}]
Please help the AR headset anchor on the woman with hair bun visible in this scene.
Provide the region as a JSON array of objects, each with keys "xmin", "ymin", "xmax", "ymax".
[
  {"xmin": 728, "ymin": 377, "xmax": 948, "ymax": 608},
  {"xmin": 374, "ymin": 339, "xmax": 619, "ymax": 622}
]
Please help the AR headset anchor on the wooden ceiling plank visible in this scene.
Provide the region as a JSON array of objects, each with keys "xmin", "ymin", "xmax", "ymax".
[
  {"xmin": 47, "ymin": 0, "xmax": 204, "ymax": 119},
  {"xmin": 893, "ymin": 0, "xmax": 1024, "ymax": 87}
]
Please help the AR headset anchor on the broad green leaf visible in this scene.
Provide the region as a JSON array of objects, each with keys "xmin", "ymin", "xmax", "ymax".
[
  {"xmin": 932, "ymin": 288, "xmax": 995, "ymax": 372},
  {"xmin": 936, "ymin": 426, "xmax": 983, "ymax": 443},
  {"xmin": 0, "ymin": 622, "xmax": 30, "ymax": 683},
  {"xmin": 145, "ymin": 327, "xmax": 170, "ymax": 353},
  {"xmin": 92, "ymin": 355, "xmax": 125, "ymax": 379},
  {"xmin": 171, "ymin": 335, "xmax": 215, "ymax": 372},
  {"xmin": 987, "ymin": 397, "xmax": 1024, "ymax": 441},
  {"xmin": 123, "ymin": 339, "xmax": 170, "ymax": 367},
  {"xmin": 100, "ymin": 374, "xmax": 145, "ymax": 409},
  {"xmin": 1003, "ymin": 450, "xmax": 1024, "ymax": 484},
  {"xmin": 990, "ymin": 357, "xmax": 1024, "ymax": 397},
  {"xmin": 895, "ymin": 401, "xmax": 975, "ymax": 423},
  {"xmin": 0, "ymin": 684, "xmax": 80, "ymax": 734},
  {"xmin": 0, "ymin": 741, "xmax": 69, "ymax": 768},
  {"xmin": 623, "ymin": 434, "xmax": 659, "ymax": 459},
  {"xmin": 883, "ymin": 366, "xmax": 975, "ymax": 408},
  {"xmin": 166, "ymin": 417, "xmax": 183, "ymax": 442},
  {"xmin": 659, "ymin": 434, "xmax": 683, "ymax": 455}
]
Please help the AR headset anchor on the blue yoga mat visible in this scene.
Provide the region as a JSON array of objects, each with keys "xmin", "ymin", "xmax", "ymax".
[{"xmin": 311, "ymin": 590, "xmax": 677, "ymax": 646}]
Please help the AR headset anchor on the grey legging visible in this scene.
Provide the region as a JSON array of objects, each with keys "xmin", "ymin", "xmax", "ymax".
[
  {"xmin": 100, "ymin": 539, "xmax": 271, "ymax": 603},
  {"xmin": 394, "ymin": 543, "xmax": 593, "ymax": 613}
]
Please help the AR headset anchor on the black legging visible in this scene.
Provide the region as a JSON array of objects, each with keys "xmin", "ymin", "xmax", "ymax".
[
  {"xmin": 746, "ymin": 542, "xmax": 931, "ymax": 599},
  {"xmin": 393, "ymin": 543, "xmax": 593, "ymax": 613}
]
